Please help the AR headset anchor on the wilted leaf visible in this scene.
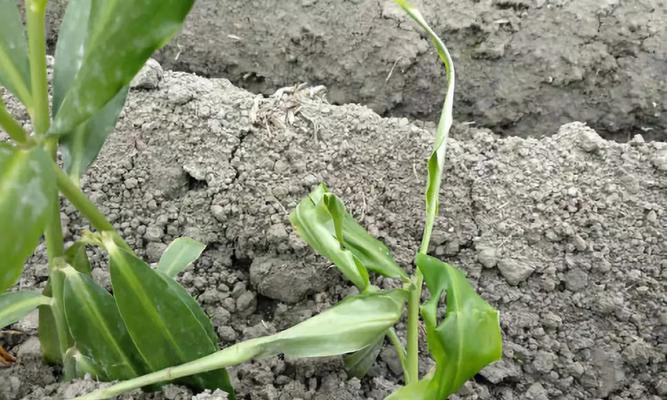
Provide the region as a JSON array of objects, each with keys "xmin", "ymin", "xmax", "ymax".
[
  {"xmin": 0, "ymin": 0, "xmax": 31, "ymax": 106},
  {"xmin": 0, "ymin": 144, "xmax": 56, "ymax": 292},
  {"xmin": 103, "ymin": 235, "xmax": 235, "ymax": 397},
  {"xmin": 157, "ymin": 237, "xmax": 206, "ymax": 278},
  {"xmin": 393, "ymin": 0, "xmax": 456, "ymax": 252},
  {"xmin": 291, "ymin": 185, "xmax": 406, "ymax": 290},
  {"xmin": 51, "ymin": 0, "xmax": 194, "ymax": 134},
  {"xmin": 388, "ymin": 254, "xmax": 502, "ymax": 399},
  {"xmin": 76, "ymin": 289, "xmax": 407, "ymax": 400},
  {"xmin": 62, "ymin": 265, "xmax": 147, "ymax": 381},
  {"xmin": 0, "ymin": 291, "xmax": 51, "ymax": 330}
]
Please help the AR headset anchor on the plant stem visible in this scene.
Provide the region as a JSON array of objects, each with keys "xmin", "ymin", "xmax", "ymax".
[
  {"xmin": 387, "ymin": 328, "xmax": 409, "ymax": 380},
  {"xmin": 76, "ymin": 339, "xmax": 260, "ymax": 400},
  {"xmin": 25, "ymin": 0, "xmax": 50, "ymax": 135},
  {"xmin": 405, "ymin": 275, "xmax": 421, "ymax": 384},
  {"xmin": 52, "ymin": 161, "xmax": 133, "ymax": 252},
  {"xmin": 0, "ymin": 101, "xmax": 32, "ymax": 145},
  {"xmin": 26, "ymin": 0, "xmax": 71, "ymax": 359}
]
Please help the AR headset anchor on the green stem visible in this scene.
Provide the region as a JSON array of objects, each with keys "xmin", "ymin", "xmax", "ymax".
[
  {"xmin": 405, "ymin": 274, "xmax": 421, "ymax": 384},
  {"xmin": 76, "ymin": 339, "xmax": 261, "ymax": 400},
  {"xmin": 0, "ymin": 101, "xmax": 32, "ymax": 145},
  {"xmin": 387, "ymin": 328, "xmax": 409, "ymax": 380},
  {"xmin": 25, "ymin": 0, "xmax": 50, "ymax": 135},
  {"xmin": 52, "ymin": 161, "xmax": 132, "ymax": 252}
]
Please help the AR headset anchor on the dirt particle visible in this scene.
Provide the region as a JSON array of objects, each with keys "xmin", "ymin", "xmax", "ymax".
[
  {"xmin": 131, "ymin": 58, "xmax": 164, "ymax": 90},
  {"xmin": 497, "ymin": 258, "xmax": 535, "ymax": 285},
  {"xmin": 477, "ymin": 246, "xmax": 498, "ymax": 268},
  {"xmin": 652, "ymin": 148, "xmax": 667, "ymax": 171}
]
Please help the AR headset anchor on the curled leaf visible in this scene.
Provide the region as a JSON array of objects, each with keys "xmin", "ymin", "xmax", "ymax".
[
  {"xmin": 388, "ymin": 255, "xmax": 502, "ymax": 399},
  {"xmin": 290, "ymin": 184, "xmax": 406, "ymax": 291}
]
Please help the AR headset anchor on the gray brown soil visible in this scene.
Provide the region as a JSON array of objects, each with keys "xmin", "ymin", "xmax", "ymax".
[
  {"xmin": 44, "ymin": 0, "xmax": 667, "ymax": 141},
  {"xmin": 1, "ymin": 64, "xmax": 666, "ymax": 399}
]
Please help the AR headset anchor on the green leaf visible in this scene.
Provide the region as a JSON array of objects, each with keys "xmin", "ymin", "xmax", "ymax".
[
  {"xmin": 0, "ymin": 0, "xmax": 31, "ymax": 106},
  {"xmin": 157, "ymin": 237, "xmax": 206, "ymax": 278},
  {"xmin": 72, "ymin": 289, "xmax": 407, "ymax": 400},
  {"xmin": 65, "ymin": 242, "xmax": 92, "ymax": 274},
  {"xmin": 291, "ymin": 185, "xmax": 406, "ymax": 290},
  {"xmin": 245, "ymin": 289, "xmax": 406, "ymax": 359},
  {"xmin": 103, "ymin": 235, "xmax": 235, "ymax": 397},
  {"xmin": 0, "ymin": 144, "xmax": 56, "ymax": 292},
  {"xmin": 62, "ymin": 265, "xmax": 148, "ymax": 381},
  {"xmin": 51, "ymin": 0, "xmax": 195, "ymax": 134},
  {"xmin": 0, "ymin": 291, "xmax": 51, "ymax": 330},
  {"xmin": 344, "ymin": 334, "xmax": 384, "ymax": 379},
  {"xmin": 393, "ymin": 0, "xmax": 456, "ymax": 253},
  {"xmin": 53, "ymin": 0, "xmax": 129, "ymax": 179},
  {"xmin": 394, "ymin": 254, "xmax": 502, "ymax": 399}
]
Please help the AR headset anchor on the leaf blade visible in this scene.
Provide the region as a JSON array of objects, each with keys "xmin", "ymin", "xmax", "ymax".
[
  {"xmin": 0, "ymin": 144, "xmax": 56, "ymax": 292},
  {"xmin": 104, "ymin": 236, "xmax": 234, "ymax": 397},
  {"xmin": 414, "ymin": 254, "xmax": 502, "ymax": 398},
  {"xmin": 343, "ymin": 334, "xmax": 384, "ymax": 379},
  {"xmin": 62, "ymin": 265, "xmax": 148, "ymax": 381},
  {"xmin": 157, "ymin": 237, "xmax": 206, "ymax": 277},
  {"xmin": 0, "ymin": 291, "xmax": 51, "ymax": 329},
  {"xmin": 0, "ymin": 0, "xmax": 31, "ymax": 106},
  {"xmin": 51, "ymin": 0, "xmax": 194, "ymax": 134},
  {"xmin": 291, "ymin": 185, "xmax": 406, "ymax": 289},
  {"xmin": 393, "ymin": 0, "xmax": 456, "ymax": 253},
  {"xmin": 64, "ymin": 242, "xmax": 92, "ymax": 274},
  {"xmin": 53, "ymin": 0, "xmax": 129, "ymax": 178}
]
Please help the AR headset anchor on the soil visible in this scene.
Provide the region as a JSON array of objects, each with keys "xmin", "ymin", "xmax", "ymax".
[
  {"xmin": 1, "ymin": 64, "xmax": 666, "ymax": 399},
  {"xmin": 44, "ymin": 0, "xmax": 667, "ymax": 141}
]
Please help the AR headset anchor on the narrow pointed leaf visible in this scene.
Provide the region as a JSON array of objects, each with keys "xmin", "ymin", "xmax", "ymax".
[
  {"xmin": 0, "ymin": 0, "xmax": 31, "ymax": 106},
  {"xmin": 64, "ymin": 242, "xmax": 92, "ymax": 274},
  {"xmin": 344, "ymin": 334, "xmax": 384, "ymax": 378},
  {"xmin": 62, "ymin": 265, "xmax": 148, "ymax": 381},
  {"xmin": 157, "ymin": 237, "xmax": 206, "ymax": 278},
  {"xmin": 53, "ymin": 0, "xmax": 129, "ymax": 178},
  {"xmin": 52, "ymin": 0, "xmax": 95, "ymax": 114},
  {"xmin": 103, "ymin": 236, "xmax": 234, "ymax": 397},
  {"xmin": 393, "ymin": 0, "xmax": 456, "ymax": 251},
  {"xmin": 51, "ymin": 0, "xmax": 195, "ymax": 134},
  {"xmin": 403, "ymin": 254, "xmax": 502, "ymax": 399},
  {"xmin": 0, "ymin": 291, "xmax": 51, "ymax": 329},
  {"xmin": 0, "ymin": 144, "xmax": 56, "ymax": 292}
]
